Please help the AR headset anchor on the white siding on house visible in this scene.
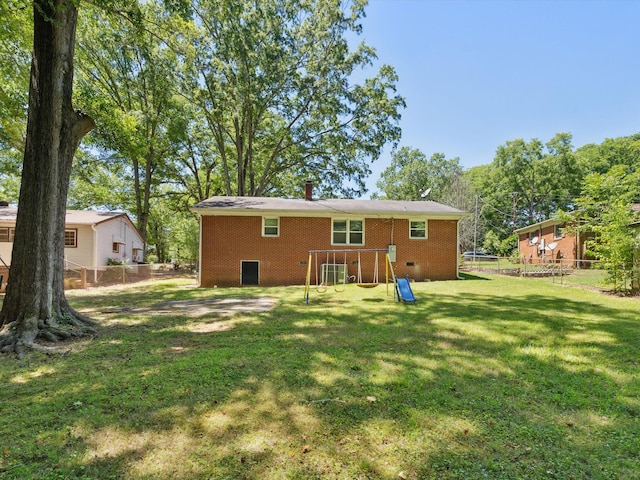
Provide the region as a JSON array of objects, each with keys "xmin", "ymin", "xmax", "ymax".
[
  {"xmin": 64, "ymin": 225, "xmax": 95, "ymax": 267},
  {"xmin": 0, "ymin": 208, "xmax": 144, "ymax": 268}
]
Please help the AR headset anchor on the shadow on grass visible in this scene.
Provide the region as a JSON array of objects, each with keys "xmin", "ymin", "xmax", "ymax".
[{"xmin": 2, "ymin": 278, "xmax": 639, "ymax": 479}]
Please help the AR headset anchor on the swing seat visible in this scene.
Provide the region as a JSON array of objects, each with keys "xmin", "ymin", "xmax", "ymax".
[{"xmin": 356, "ymin": 282, "xmax": 379, "ymax": 288}]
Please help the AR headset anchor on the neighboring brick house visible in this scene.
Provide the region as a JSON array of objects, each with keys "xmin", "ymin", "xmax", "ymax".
[
  {"xmin": 515, "ymin": 219, "xmax": 590, "ymax": 265},
  {"xmin": 191, "ymin": 183, "xmax": 468, "ymax": 287}
]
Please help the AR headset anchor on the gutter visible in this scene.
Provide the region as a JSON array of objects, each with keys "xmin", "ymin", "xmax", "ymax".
[{"xmin": 91, "ymin": 224, "xmax": 98, "ymax": 283}]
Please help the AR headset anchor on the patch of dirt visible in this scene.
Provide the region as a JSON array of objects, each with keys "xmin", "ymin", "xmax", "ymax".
[{"xmin": 152, "ymin": 297, "xmax": 278, "ymax": 316}]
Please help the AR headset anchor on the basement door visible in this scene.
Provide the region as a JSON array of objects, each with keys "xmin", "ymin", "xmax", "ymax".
[{"xmin": 241, "ymin": 261, "xmax": 259, "ymax": 285}]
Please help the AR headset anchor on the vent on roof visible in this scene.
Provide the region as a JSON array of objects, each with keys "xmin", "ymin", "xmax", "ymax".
[{"xmin": 304, "ymin": 180, "xmax": 313, "ymax": 201}]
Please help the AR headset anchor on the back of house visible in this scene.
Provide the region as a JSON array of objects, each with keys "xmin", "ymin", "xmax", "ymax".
[{"xmin": 191, "ymin": 183, "xmax": 468, "ymax": 287}]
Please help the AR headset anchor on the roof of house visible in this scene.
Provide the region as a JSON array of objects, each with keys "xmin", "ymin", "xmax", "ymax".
[
  {"xmin": 0, "ymin": 206, "xmax": 133, "ymax": 227},
  {"xmin": 514, "ymin": 218, "xmax": 564, "ymax": 235},
  {"xmin": 191, "ymin": 196, "xmax": 468, "ymax": 219}
]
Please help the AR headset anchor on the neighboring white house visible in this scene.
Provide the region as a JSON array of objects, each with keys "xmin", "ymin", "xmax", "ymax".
[{"xmin": 0, "ymin": 205, "xmax": 144, "ymax": 267}]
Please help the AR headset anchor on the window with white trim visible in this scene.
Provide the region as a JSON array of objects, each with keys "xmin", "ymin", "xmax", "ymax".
[
  {"xmin": 409, "ymin": 220, "xmax": 427, "ymax": 239},
  {"xmin": 64, "ymin": 229, "xmax": 77, "ymax": 248},
  {"xmin": 332, "ymin": 219, "xmax": 364, "ymax": 245},
  {"xmin": 262, "ymin": 217, "xmax": 279, "ymax": 237}
]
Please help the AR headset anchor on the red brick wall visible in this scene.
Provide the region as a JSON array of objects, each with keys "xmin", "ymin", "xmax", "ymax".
[
  {"xmin": 200, "ymin": 215, "xmax": 460, "ymax": 287},
  {"xmin": 517, "ymin": 224, "xmax": 588, "ymax": 263}
]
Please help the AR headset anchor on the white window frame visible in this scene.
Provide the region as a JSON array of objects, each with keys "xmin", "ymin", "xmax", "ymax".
[
  {"xmin": 64, "ymin": 229, "xmax": 77, "ymax": 248},
  {"xmin": 332, "ymin": 218, "xmax": 364, "ymax": 245},
  {"xmin": 262, "ymin": 217, "xmax": 280, "ymax": 237},
  {"xmin": 409, "ymin": 219, "xmax": 428, "ymax": 239}
]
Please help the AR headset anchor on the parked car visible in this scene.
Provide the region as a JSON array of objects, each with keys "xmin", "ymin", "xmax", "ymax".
[{"xmin": 462, "ymin": 251, "xmax": 498, "ymax": 261}]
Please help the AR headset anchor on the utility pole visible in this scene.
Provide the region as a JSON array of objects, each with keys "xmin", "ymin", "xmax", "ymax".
[{"xmin": 473, "ymin": 195, "xmax": 478, "ymax": 260}]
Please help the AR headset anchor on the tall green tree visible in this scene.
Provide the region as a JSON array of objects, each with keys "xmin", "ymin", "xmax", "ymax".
[
  {"xmin": 179, "ymin": 0, "xmax": 405, "ymax": 198},
  {"xmin": 0, "ymin": 0, "xmax": 97, "ymax": 356},
  {"xmin": 75, "ymin": 2, "xmax": 181, "ymax": 248},
  {"xmin": 375, "ymin": 147, "xmax": 462, "ymax": 201},
  {"xmin": 575, "ymin": 165, "xmax": 640, "ymax": 291},
  {"xmin": 477, "ymin": 133, "xmax": 582, "ymax": 239},
  {"xmin": 0, "ymin": 2, "xmax": 31, "ymax": 202},
  {"xmin": 575, "ymin": 133, "xmax": 640, "ymax": 176}
]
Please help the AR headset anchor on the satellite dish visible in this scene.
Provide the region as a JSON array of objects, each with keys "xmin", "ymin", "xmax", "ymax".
[
  {"xmin": 530, "ymin": 236, "xmax": 539, "ymax": 245},
  {"xmin": 420, "ymin": 188, "xmax": 431, "ymax": 198},
  {"xmin": 546, "ymin": 242, "xmax": 558, "ymax": 251}
]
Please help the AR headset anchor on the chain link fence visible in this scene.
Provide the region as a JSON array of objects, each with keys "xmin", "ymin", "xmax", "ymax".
[
  {"xmin": 62, "ymin": 263, "xmax": 196, "ymax": 289},
  {"xmin": 459, "ymin": 256, "xmax": 610, "ymax": 288}
]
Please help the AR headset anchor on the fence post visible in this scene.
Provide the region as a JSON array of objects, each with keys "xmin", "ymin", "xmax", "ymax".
[
  {"xmin": 122, "ymin": 265, "xmax": 126, "ymax": 284},
  {"xmin": 81, "ymin": 267, "xmax": 87, "ymax": 289}
]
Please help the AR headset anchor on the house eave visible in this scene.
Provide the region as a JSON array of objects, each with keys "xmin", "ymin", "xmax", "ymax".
[
  {"xmin": 190, "ymin": 196, "xmax": 469, "ymax": 221},
  {"xmin": 514, "ymin": 218, "xmax": 563, "ymax": 235}
]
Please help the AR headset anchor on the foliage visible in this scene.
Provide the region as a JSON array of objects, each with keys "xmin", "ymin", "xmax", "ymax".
[
  {"xmin": 75, "ymin": 1, "xmax": 183, "ymax": 246},
  {"xmin": 2, "ymin": 277, "xmax": 640, "ymax": 478},
  {"xmin": 473, "ymin": 133, "xmax": 582, "ymax": 238},
  {"xmin": 0, "ymin": 2, "xmax": 31, "ymax": 203},
  {"xmin": 481, "ymin": 230, "xmax": 500, "ymax": 255},
  {"xmin": 178, "ymin": 0, "xmax": 405, "ymax": 198},
  {"xmin": 0, "ymin": 1, "xmax": 31, "ymax": 153},
  {"xmin": 575, "ymin": 165, "xmax": 640, "ymax": 291},
  {"xmin": 375, "ymin": 146, "xmax": 462, "ymax": 202},
  {"xmin": 107, "ymin": 257, "xmax": 127, "ymax": 266}
]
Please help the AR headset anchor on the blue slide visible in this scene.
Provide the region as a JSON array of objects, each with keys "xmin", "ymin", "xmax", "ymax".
[{"xmin": 396, "ymin": 276, "xmax": 416, "ymax": 304}]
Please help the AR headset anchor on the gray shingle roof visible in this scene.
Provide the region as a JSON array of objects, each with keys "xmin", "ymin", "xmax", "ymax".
[
  {"xmin": 0, "ymin": 206, "xmax": 129, "ymax": 225},
  {"xmin": 192, "ymin": 196, "xmax": 467, "ymax": 218}
]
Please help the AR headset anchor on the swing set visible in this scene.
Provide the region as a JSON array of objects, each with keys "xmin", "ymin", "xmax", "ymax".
[{"xmin": 304, "ymin": 248, "xmax": 396, "ymax": 303}]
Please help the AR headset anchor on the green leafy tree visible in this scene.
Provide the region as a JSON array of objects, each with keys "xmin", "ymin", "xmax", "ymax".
[
  {"xmin": 179, "ymin": 0, "xmax": 405, "ymax": 198},
  {"xmin": 477, "ymin": 133, "xmax": 582, "ymax": 240},
  {"xmin": 75, "ymin": 2, "xmax": 181, "ymax": 248},
  {"xmin": 0, "ymin": 2, "xmax": 31, "ymax": 202},
  {"xmin": 576, "ymin": 133, "xmax": 640, "ymax": 176},
  {"xmin": 576, "ymin": 165, "xmax": 640, "ymax": 291},
  {"xmin": 375, "ymin": 147, "xmax": 462, "ymax": 201}
]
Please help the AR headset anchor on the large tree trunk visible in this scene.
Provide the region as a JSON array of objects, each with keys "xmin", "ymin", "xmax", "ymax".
[{"xmin": 0, "ymin": 0, "xmax": 96, "ymax": 357}]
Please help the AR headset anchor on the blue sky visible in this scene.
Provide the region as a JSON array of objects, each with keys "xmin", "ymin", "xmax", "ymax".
[{"xmin": 357, "ymin": 0, "xmax": 640, "ymax": 196}]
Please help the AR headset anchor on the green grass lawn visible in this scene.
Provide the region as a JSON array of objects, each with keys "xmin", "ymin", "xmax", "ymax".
[{"xmin": 1, "ymin": 275, "xmax": 639, "ymax": 479}]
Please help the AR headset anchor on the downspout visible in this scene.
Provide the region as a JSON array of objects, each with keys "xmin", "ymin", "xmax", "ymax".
[
  {"xmin": 198, "ymin": 214, "xmax": 203, "ymax": 287},
  {"xmin": 457, "ymin": 218, "xmax": 464, "ymax": 279},
  {"xmin": 91, "ymin": 224, "xmax": 98, "ymax": 283}
]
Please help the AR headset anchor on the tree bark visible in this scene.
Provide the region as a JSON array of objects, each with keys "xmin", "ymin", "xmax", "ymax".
[{"xmin": 0, "ymin": 0, "xmax": 96, "ymax": 357}]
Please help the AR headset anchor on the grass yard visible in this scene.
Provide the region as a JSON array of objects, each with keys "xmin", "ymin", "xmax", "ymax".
[{"xmin": 1, "ymin": 274, "xmax": 639, "ymax": 479}]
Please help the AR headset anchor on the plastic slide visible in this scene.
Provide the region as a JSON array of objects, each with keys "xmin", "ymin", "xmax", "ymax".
[{"xmin": 395, "ymin": 276, "xmax": 416, "ymax": 303}]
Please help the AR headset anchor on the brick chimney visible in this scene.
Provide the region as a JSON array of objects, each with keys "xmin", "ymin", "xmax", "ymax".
[{"xmin": 304, "ymin": 180, "xmax": 313, "ymax": 201}]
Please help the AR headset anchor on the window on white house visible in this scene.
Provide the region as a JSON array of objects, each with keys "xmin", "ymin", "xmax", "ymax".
[
  {"xmin": 332, "ymin": 219, "xmax": 364, "ymax": 245},
  {"xmin": 0, "ymin": 227, "xmax": 15, "ymax": 242},
  {"xmin": 262, "ymin": 217, "xmax": 279, "ymax": 237},
  {"xmin": 409, "ymin": 220, "xmax": 427, "ymax": 239},
  {"xmin": 113, "ymin": 242, "xmax": 120, "ymax": 253},
  {"xmin": 64, "ymin": 229, "xmax": 77, "ymax": 248}
]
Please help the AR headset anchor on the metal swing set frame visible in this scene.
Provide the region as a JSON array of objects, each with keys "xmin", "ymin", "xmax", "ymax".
[{"xmin": 304, "ymin": 248, "xmax": 396, "ymax": 303}]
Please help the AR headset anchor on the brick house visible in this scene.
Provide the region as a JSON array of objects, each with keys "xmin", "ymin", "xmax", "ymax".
[
  {"xmin": 514, "ymin": 218, "xmax": 590, "ymax": 265},
  {"xmin": 191, "ymin": 183, "xmax": 468, "ymax": 287}
]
